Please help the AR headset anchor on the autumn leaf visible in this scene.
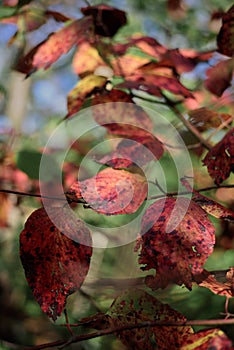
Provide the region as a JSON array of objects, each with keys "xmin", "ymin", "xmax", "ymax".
[
  {"xmin": 81, "ymin": 4, "xmax": 127, "ymax": 37},
  {"xmin": 66, "ymin": 168, "xmax": 148, "ymax": 215},
  {"xmin": 217, "ymin": 4, "xmax": 234, "ymax": 57},
  {"xmin": 205, "ymin": 58, "xmax": 234, "ymax": 97},
  {"xmin": 17, "ymin": 16, "xmax": 94, "ymax": 74},
  {"xmin": 195, "ymin": 268, "xmax": 234, "ymax": 301},
  {"xmin": 203, "ymin": 127, "xmax": 234, "ymax": 185},
  {"xmin": 135, "ymin": 197, "xmax": 215, "ymax": 290},
  {"xmin": 188, "ymin": 107, "xmax": 233, "ymax": 132},
  {"xmin": 180, "ymin": 328, "xmax": 233, "ymax": 350},
  {"xmin": 95, "ymin": 135, "xmax": 164, "ymax": 169},
  {"xmin": 107, "ymin": 289, "xmax": 193, "ymax": 350},
  {"xmin": 92, "ymin": 89, "xmax": 154, "ymax": 136},
  {"xmin": 111, "ymin": 53, "xmax": 151, "ymax": 76},
  {"xmin": 67, "ymin": 75, "xmax": 107, "ymax": 118},
  {"xmin": 72, "ymin": 41, "xmax": 108, "ymax": 77},
  {"xmin": 113, "ymin": 36, "xmax": 166, "ymax": 57},
  {"xmin": 20, "ymin": 207, "xmax": 92, "ymax": 320}
]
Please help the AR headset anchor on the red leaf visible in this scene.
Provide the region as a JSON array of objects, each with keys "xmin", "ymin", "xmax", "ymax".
[
  {"xmin": 66, "ymin": 168, "xmax": 147, "ymax": 215},
  {"xmin": 203, "ymin": 127, "xmax": 234, "ymax": 184},
  {"xmin": 217, "ymin": 4, "xmax": 234, "ymax": 57},
  {"xmin": 135, "ymin": 197, "xmax": 215, "ymax": 290},
  {"xmin": 205, "ymin": 58, "xmax": 234, "ymax": 96},
  {"xmin": 108, "ymin": 289, "xmax": 193, "ymax": 350},
  {"xmin": 188, "ymin": 107, "xmax": 232, "ymax": 132},
  {"xmin": 31, "ymin": 16, "xmax": 93, "ymax": 71},
  {"xmin": 81, "ymin": 4, "xmax": 127, "ymax": 37},
  {"xmin": 20, "ymin": 207, "xmax": 92, "ymax": 320},
  {"xmin": 95, "ymin": 135, "xmax": 164, "ymax": 169},
  {"xmin": 92, "ymin": 89, "xmax": 154, "ymax": 136}
]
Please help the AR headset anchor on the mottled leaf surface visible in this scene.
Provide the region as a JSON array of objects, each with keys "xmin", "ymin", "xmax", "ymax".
[
  {"xmin": 66, "ymin": 168, "xmax": 147, "ymax": 215},
  {"xmin": 195, "ymin": 268, "xmax": 234, "ymax": 299},
  {"xmin": 108, "ymin": 289, "xmax": 193, "ymax": 350},
  {"xmin": 203, "ymin": 127, "xmax": 234, "ymax": 184},
  {"xmin": 217, "ymin": 4, "xmax": 234, "ymax": 57},
  {"xmin": 20, "ymin": 207, "xmax": 92, "ymax": 320},
  {"xmin": 135, "ymin": 197, "xmax": 215, "ymax": 290}
]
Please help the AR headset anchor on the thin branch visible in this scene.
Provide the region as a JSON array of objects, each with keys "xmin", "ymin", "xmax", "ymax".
[
  {"xmin": 25, "ymin": 318, "xmax": 234, "ymax": 350},
  {"xmin": 161, "ymin": 93, "xmax": 212, "ymax": 150}
]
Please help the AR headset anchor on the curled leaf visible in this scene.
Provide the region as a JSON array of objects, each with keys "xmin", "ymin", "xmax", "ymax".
[{"xmin": 20, "ymin": 207, "xmax": 92, "ymax": 320}]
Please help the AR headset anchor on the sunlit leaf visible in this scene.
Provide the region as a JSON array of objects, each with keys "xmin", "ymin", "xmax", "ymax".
[
  {"xmin": 135, "ymin": 197, "xmax": 215, "ymax": 290},
  {"xmin": 72, "ymin": 41, "xmax": 108, "ymax": 77},
  {"xmin": 20, "ymin": 207, "xmax": 92, "ymax": 320},
  {"xmin": 66, "ymin": 168, "xmax": 147, "ymax": 215},
  {"xmin": 205, "ymin": 58, "xmax": 234, "ymax": 96},
  {"xmin": 81, "ymin": 4, "xmax": 127, "ymax": 37},
  {"xmin": 67, "ymin": 75, "xmax": 107, "ymax": 118},
  {"xmin": 217, "ymin": 4, "xmax": 234, "ymax": 57},
  {"xmin": 18, "ymin": 16, "xmax": 94, "ymax": 73},
  {"xmin": 203, "ymin": 127, "xmax": 234, "ymax": 184},
  {"xmin": 108, "ymin": 289, "xmax": 193, "ymax": 350}
]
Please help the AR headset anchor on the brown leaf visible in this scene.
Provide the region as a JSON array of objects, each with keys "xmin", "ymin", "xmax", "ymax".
[
  {"xmin": 20, "ymin": 207, "xmax": 92, "ymax": 320},
  {"xmin": 66, "ymin": 75, "xmax": 107, "ymax": 118},
  {"xmin": 135, "ymin": 197, "xmax": 215, "ymax": 290},
  {"xmin": 108, "ymin": 289, "xmax": 193, "ymax": 350},
  {"xmin": 205, "ymin": 58, "xmax": 234, "ymax": 96},
  {"xmin": 66, "ymin": 168, "xmax": 148, "ymax": 215},
  {"xmin": 217, "ymin": 4, "xmax": 234, "ymax": 57},
  {"xmin": 81, "ymin": 4, "xmax": 127, "ymax": 37},
  {"xmin": 203, "ymin": 127, "xmax": 234, "ymax": 184},
  {"xmin": 188, "ymin": 107, "xmax": 233, "ymax": 131},
  {"xmin": 31, "ymin": 16, "xmax": 94, "ymax": 71}
]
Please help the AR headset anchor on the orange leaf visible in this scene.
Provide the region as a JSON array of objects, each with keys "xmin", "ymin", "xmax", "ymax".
[
  {"xmin": 203, "ymin": 127, "xmax": 234, "ymax": 184},
  {"xmin": 135, "ymin": 197, "xmax": 215, "ymax": 290},
  {"xmin": 217, "ymin": 4, "xmax": 234, "ymax": 57},
  {"xmin": 67, "ymin": 75, "xmax": 107, "ymax": 118},
  {"xmin": 32, "ymin": 16, "xmax": 94, "ymax": 71},
  {"xmin": 66, "ymin": 168, "xmax": 148, "ymax": 215},
  {"xmin": 108, "ymin": 289, "xmax": 193, "ymax": 350},
  {"xmin": 20, "ymin": 207, "xmax": 92, "ymax": 320},
  {"xmin": 72, "ymin": 42, "xmax": 108, "ymax": 77}
]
